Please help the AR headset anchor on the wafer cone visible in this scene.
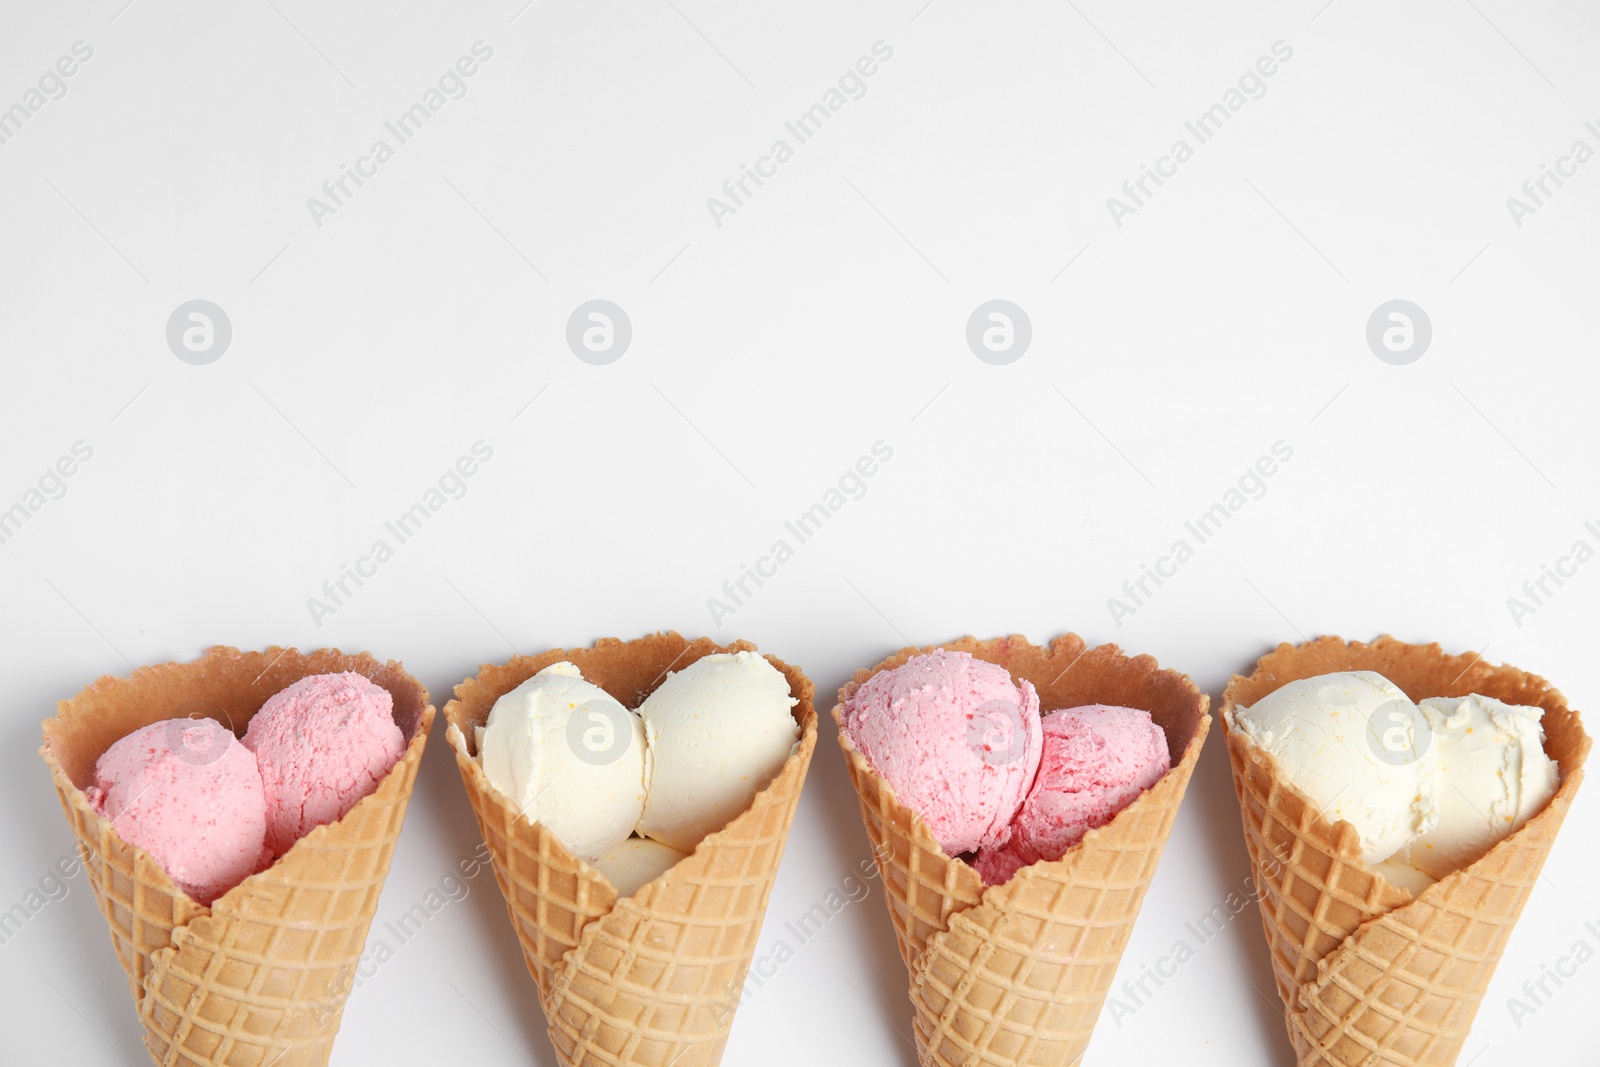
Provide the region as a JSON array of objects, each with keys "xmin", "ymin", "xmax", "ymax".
[
  {"xmin": 39, "ymin": 646, "xmax": 435, "ymax": 1067},
  {"xmin": 833, "ymin": 634, "xmax": 1211, "ymax": 1067},
  {"xmin": 443, "ymin": 632, "xmax": 818, "ymax": 1067},
  {"xmin": 1221, "ymin": 635, "xmax": 1591, "ymax": 1066}
]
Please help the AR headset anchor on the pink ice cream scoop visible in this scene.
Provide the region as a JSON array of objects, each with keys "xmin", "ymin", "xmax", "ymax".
[
  {"xmin": 88, "ymin": 717, "xmax": 268, "ymax": 905},
  {"xmin": 841, "ymin": 649, "xmax": 1042, "ymax": 856},
  {"xmin": 974, "ymin": 704, "xmax": 1170, "ymax": 885},
  {"xmin": 243, "ymin": 672, "xmax": 405, "ymax": 857}
]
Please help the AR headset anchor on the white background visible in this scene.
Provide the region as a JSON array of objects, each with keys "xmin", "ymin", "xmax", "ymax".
[{"xmin": 2, "ymin": 2, "xmax": 1597, "ymax": 1065}]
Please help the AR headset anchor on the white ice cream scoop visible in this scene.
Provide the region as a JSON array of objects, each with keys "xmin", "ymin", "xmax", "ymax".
[
  {"xmin": 1409, "ymin": 694, "xmax": 1558, "ymax": 880},
  {"xmin": 477, "ymin": 661, "xmax": 649, "ymax": 862},
  {"xmin": 636, "ymin": 651, "xmax": 799, "ymax": 853},
  {"xmin": 591, "ymin": 837, "xmax": 689, "ymax": 897},
  {"xmin": 1229, "ymin": 670, "xmax": 1439, "ymax": 866}
]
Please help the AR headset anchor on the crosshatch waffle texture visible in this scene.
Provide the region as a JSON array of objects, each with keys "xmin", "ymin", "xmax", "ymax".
[
  {"xmin": 40, "ymin": 646, "xmax": 436, "ymax": 1067},
  {"xmin": 1221, "ymin": 636, "xmax": 1591, "ymax": 1067},
  {"xmin": 443, "ymin": 632, "xmax": 818, "ymax": 1067},
  {"xmin": 833, "ymin": 634, "xmax": 1211, "ymax": 1067}
]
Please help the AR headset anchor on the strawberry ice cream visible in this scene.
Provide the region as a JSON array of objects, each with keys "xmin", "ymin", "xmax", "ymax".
[
  {"xmin": 88, "ymin": 718, "xmax": 268, "ymax": 905},
  {"xmin": 839, "ymin": 649, "xmax": 1042, "ymax": 856},
  {"xmin": 243, "ymin": 672, "xmax": 406, "ymax": 856},
  {"xmin": 974, "ymin": 705, "xmax": 1170, "ymax": 885}
]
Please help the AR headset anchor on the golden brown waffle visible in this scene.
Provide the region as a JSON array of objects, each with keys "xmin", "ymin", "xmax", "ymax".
[
  {"xmin": 833, "ymin": 634, "xmax": 1211, "ymax": 1067},
  {"xmin": 443, "ymin": 632, "xmax": 818, "ymax": 1067},
  {"xmin": 1221, "ymin": 635, "xmax": 1591, "ymax": 1066},
  {"xmin": 39, "ymin": 645, "xmax": 435, "ymax": 1067}
]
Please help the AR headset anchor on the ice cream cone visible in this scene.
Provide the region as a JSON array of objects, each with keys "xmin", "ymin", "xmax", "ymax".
[
  {"xmin": 39, "ymin": 645, "xmax": 435, "ymax": 1067},
  {"xmin": 1221, "ymin": 635, "xmax": 1592, "ymax": 1066},
  {"xmin": 833, "ymin": 634, "xmax": 1211, "ymax": 1067},
  {"xmin": 443, "ymin": 632, "xmax": 818, "ymax": 1067}
]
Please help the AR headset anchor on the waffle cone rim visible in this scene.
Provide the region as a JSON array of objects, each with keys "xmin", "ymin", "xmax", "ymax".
[
  {"xmin": 1218, "ymin": 633, "xmax": 1591, "ymax": 908},
  {"xmin": 39, "ymin": 643, "xmax": 436, "ymax": 915}
]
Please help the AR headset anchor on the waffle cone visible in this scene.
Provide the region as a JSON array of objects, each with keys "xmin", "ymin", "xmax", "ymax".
[
  {"xmin": 1220, "ymin": 635, "xmax": 1592, "ymax": 1066},
  {"xmin": 443, "ymin": 632, "xmax": 818, "ymax": 1067},
  {"xmin": 39, "ymin": 646, "xmax": 435, "ymax": 1067},
  {"xmin": 832, "ymin": 634, "xmax": 1211, "ymax": 1067}
]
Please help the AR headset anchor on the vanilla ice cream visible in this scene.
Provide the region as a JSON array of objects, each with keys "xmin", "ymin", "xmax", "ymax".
[
  {"xmin": 1409, "ymin": 694, "xmax": 1558, "ymax": 880},
  {"xmin": 591, "ymin": 837, "xmax": 689, "ymax": 897},
  {"xmin": 1372, "ymin": 856, "xmax": 1438, "ymax": 895},
  {"xmin": 1233, "ymin": 670, "xmax": 1563, "ymax": 891},
  {"xmin": 637, "ymin": 651, "xmax": 799, "ymax": 853},
  {"xmin": 1229, "ymin": 671, "xmax": 1438, "ymax": 865},
  {"xmin": 478, "ymin": 662, "xmax": 649, "ymax": 861}
]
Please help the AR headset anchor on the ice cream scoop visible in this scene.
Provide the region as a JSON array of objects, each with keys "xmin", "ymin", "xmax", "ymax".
[
  {"xmin": 88, "ymin": 717, "xmax": 267, "ymax": 904},
  {"xmin": 636, "ymin": 651, "xmax": 799, "ymax": 853},
  {"xmin": 1372, "ymin": 857, "xmax": 1437, "ymax": 896},
  {"xmin": 839, "ymin": 649, "xmax": 1042, "ymax": 857},
  {"xmin": 244, "ymin": 672, "xmax": 406, "ymax": 857},
  {"xmin": 1410, "ymin": 694, "xmax": 1558, "ymax": 880},
  {"xmin": 591, "ymin": 837, "xmax": 689, "ymax": 897},
  {"xmin": 974, "ymin": 704, "xmax": 1170, "ymax": 885},
  {"xmin": 478, "ymin": 661, "xmax": 648, "ymax": 861},
  {"xmin": 1228, "ymin": 670, "xmax": 1437, "ymax": 866}
]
